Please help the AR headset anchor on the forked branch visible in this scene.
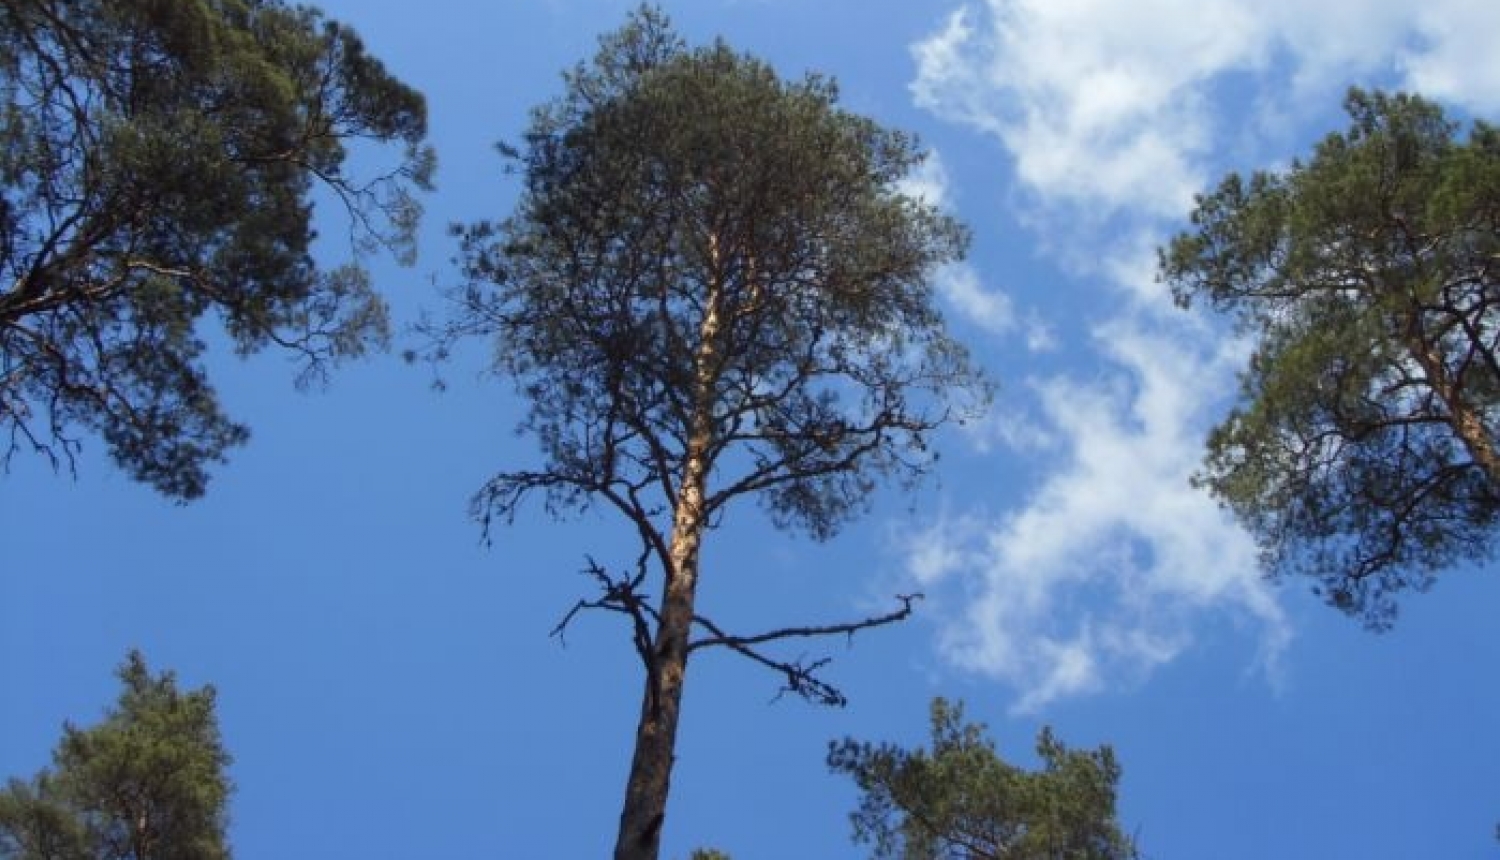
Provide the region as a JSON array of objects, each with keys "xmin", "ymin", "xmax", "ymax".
[
  {"xmin": 551, "ymin": 565, "xmax": 921, "ymax": 708},
  {"xmin": 551, "ymin": 555, "xmax": 659, "ymax": 677}
]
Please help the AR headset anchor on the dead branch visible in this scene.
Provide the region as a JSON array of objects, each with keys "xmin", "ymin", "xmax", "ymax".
[
  {"xmin": 687, "ymin": 593, "xmax": 921, "ymax": 651},
  {"xmin": 685, "ymin": 593, "xmax": 923, "ymax": 707},
  {"xmin": 551, "ymin": 554, "xmax": 659, "ymax": 677}
]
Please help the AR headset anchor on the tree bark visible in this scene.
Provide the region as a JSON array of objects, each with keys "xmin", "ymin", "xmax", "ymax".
[
  {"xmin": 611, "ymin": 478, "xmax": 705, "ymax": 860},
  {"xmin": 613, "ymin": 242, "xmax": 726, "ymax": 860},
  {"xmin": 1405, "ymin": 323, "xmax": 1500, "ymax": 486}
]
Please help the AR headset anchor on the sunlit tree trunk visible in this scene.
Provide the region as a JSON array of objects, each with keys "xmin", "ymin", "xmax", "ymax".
[
  {"xmin": 1406, "ymin": 318, "xmax": 1500, "ymax": 484},
  {"xmin": 614, "ymin": 259, "xmax": 725, "ymax": 860},
  {"xmin": 612, "ymin": 484, "xmax": 704, "ymax": 860}
]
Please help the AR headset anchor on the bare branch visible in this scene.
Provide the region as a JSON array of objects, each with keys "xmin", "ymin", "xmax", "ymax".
[
  {"xmin": 688, "ymin": 593, "xmax": 921, "ymax": 652},
  {"xmin": 684, "ymin": 594, "xmax": 923, "ymax": 707},
  {"xmin": 551, "ymin": 555, "xmax": 659, "ymax": 676}
]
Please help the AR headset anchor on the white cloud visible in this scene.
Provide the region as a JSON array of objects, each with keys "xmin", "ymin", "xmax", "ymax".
[
  {"xmin": 906, "ymin": 0, "xmax": 1500, "ymax": 710},
  {"xmin": 1399, "ymin": 0, "xmax": 1500, "ymax": 111},
  {"xmin": 897, "ymin": 147, "xmax": 955, "ymax": 209},
  {"xmin": 1021, "ymin": 311, "xmax": 1056, "ymax": 353},
  {"xmin": 897, "ymin": 148, "xmax": 1046, "ymax": 343},
  {"xmin": 960, "ymin": 394, "xmax": 1057, "ymax": 455},
  {"xmin": 936, "ymin": 264, "xmax": 1015, "ymax": 336},
  {"xmin": 912, "ymin": 315, "xmax": 1289, "ymax": 712},
  {"xmin": 911, "ymin": 0, "xmax": 1258, "ymax": 219},
  {"xmin": 912, "ymin": 0, "xmax": 1500, "ymax": 226}
]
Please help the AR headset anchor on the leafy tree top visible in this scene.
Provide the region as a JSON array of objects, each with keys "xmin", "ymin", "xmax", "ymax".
[
  {"xmin": 829, "ymin": 699, "xmax": 1137, "ymax": 860},
  {"xmin": 442, "ymin": 4, "xmax": 985, "ymax": 547},
  {"xmin": 0, "ymin": 652, "xmax": 233, "ymax": 860},
  {"xmin": 1162, "ymin": 89, "xmax": 1500, "ymax": 623},
  {"xmin": 1, "ymin": 0, "xmax": 434, "ymax": 498}
]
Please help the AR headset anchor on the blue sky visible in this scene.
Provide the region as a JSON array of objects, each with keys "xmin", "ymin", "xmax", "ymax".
[{"xmin": 5, "ymin": 1, "xmax": 1500, "ymax": 857}]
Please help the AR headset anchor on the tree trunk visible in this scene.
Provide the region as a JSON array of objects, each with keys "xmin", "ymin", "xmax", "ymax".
[
  {"xmin": 1406, "ymin": 325, "xmax": 1500, "ymax": 485},
  {"xmin": 611, "ymin": 492, "xmax": 704, "ymax": 860},
  {"xmin": 613, "ymin": 241, "xmax": 726, "ymax": 860}
]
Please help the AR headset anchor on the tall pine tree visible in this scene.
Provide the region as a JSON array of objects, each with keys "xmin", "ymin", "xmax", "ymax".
[{"xmin": 430, "ymin": 8, "xmax": 986, "ymax": 858}]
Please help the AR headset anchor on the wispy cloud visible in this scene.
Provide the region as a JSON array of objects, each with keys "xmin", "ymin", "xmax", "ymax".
[
  {"xmin": 913, "ymin": 0, "xmax": 1500, "ymax": 226},
  {"xmin": 906, "ymin": 0, "xmax": 1500, "ymax": 710},
  {"xmin": 911, "ymin": 312, "xmax": 1289, "ymax": 712},
  {"xmin": 899, "ymin": 149, "xmax": 1042, "ymax": 344},
  {"xmin": 936, "ymin": 264, "xmax": 1015, "ymax": 336},
  {"xmin": 911, "ymin": 2, "xmax": 1243, "ymax": 220},
  {"xmin": 897, "ymin": 148, "xmax": 956, "ymax": 210}
]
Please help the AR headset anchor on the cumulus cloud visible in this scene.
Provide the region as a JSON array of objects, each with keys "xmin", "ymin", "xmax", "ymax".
[{"xmin": 904, "ymin": 0, "xmax": 1500, "ymax": 709}]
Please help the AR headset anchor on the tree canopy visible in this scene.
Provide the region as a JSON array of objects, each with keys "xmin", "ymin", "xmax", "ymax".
[
  {"xmin": 828, "ymin": 699, "xmax": 1137, "ymax": 860},
  {"xmin": 432, "ymin": 7, "xmax": 985, "ymax": 858},
  {"xmin": 1161, "ymin": 89, "xmax": 1500, "ymax": 624},
  {"xmin": 0, "ymin": 0, "xmax": 434, "ymax": 499},
  {"xmin": 0, "ymin": 652, "xmax": 233, "ymax": 860}
]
